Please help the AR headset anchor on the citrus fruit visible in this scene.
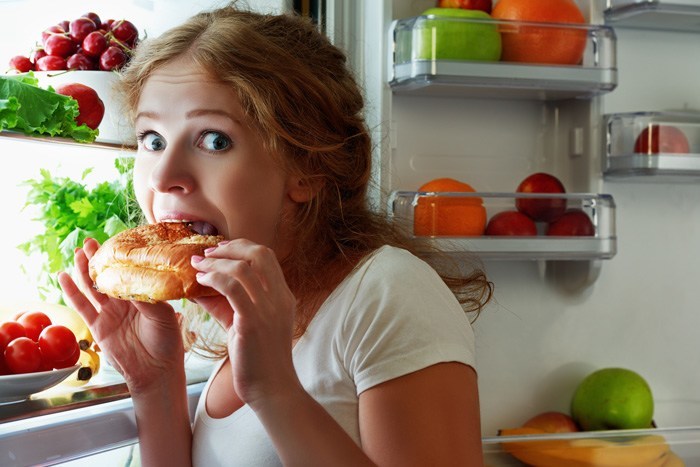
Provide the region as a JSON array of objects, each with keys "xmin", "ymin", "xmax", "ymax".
[
  {"xmin": 491, "ymin": 0, "xmax": 587, "ymax": 65},
  {"xmin": 414, "ymin": 178, "xmax": 486, "ymax": 237}
]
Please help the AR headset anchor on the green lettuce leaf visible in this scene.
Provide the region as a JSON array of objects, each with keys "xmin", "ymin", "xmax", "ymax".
[{"xmin": 0, "ymin": 73, "xmax": 99, "ymax": 143}]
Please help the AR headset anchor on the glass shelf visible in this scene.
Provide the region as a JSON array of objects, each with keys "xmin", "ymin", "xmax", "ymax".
[
  {"xmin": 482, "ymin": 425, "xmax": 700, "ymax": 466},
  {"xmin": 0, "ymin": 129, "xmax": 136, "ymax": 152},
  {"xmin": 388, "ymin": 191, "xmax": 616, "ymax": 261},
  {"xmin": 389, "ymin": 15, "xmax": 617, "ymax": 100},
  {"xmin": 605, "ymin": 0, "xmax": 700, "ymax": 32},
  {"xmin": 604, "ymin": 111, "xmax": 700, "ymax": 181}
]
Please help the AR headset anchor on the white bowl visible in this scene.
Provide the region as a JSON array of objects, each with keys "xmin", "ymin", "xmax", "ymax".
[{"xmin": 0, "ymin": 365, "xmax": 80, "ymax": 403}]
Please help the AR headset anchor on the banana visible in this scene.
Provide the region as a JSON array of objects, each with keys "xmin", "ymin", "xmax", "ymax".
[
  {"xmin": 661, "ymin": 451, "xmax": 685, "ymax": 467},
  {"xmin": 62, "ymin": 348, "xmax": 101, "ymax": 387},
  {"xmin": 499, "ymin": 427, "xmax": 671, "ymax": 467}
]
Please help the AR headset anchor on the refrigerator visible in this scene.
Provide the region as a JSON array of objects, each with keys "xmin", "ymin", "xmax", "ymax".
[{"xmin": 1, "ymin": 0, "xmax": 699, "ymax": 465}]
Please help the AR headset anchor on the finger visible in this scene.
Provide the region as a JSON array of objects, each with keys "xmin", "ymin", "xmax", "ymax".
[
  {"xmin": 202, "ymin": 239, "xmax": 284, "ymax": 292},
  {"xmin": 131, "ymin": 300, "xmax": 177, "ymax": 325},
  {"xmin": 58, "ymin": 271, "xmax": 99, "ymax": 327},
  {"xmin": 72, "ymin": 247, "xmax": 113, "ymax": 310},
  {"xmin": 195, "ymin": 270, "xmax": 254, "ymax": 327},
  {"xmin": 192, "ymin": 296, "xmax": 235, "ymax": 329},
  {"xmin": 193, "ymin": 255, "xmax": 265, "ymax": 305},
  {"xmin": 82, "ymin": 237, "xmax": 100, "ymax": 259}
]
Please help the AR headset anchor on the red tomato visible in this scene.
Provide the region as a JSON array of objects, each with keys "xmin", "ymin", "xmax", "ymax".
[
  {"xmin": 39, "ymin": 325, "xmax": 79, "ymax": 365},
  {"xmin": 5, "ymin": 337, "xmax": 42, "ymax": 374},
  {"xmin": 0, "ymin": 321, "xmax": 26, "ymax": 351},
  {"xmin": 18, "ymin": 311, "xmax": 52, "ymax": 342},
  {"xmin": 0, "ymin": 354, "xmax": 10, "ymax": 375},
  {"xmin": 53, "ymin": 346, "xmax": 80, "ymax": 369}
]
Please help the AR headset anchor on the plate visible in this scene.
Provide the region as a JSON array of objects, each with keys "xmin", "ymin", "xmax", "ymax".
[{"xmin": 0, "ymin": 365, "xmax": 80, "ymax": 403}]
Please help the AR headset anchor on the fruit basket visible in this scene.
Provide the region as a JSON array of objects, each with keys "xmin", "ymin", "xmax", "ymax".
[
  {"xmin": 604, "ymin": 111, "xmax": 700, "ymax": 180},
  {"xmin": 389, "ymin": 15, "xmax": 617, "ymax": 100},
  {"xmin": 605, "ymin": 0, "xmax": 700, "ymax": 33},
  {"xmin": 482, "ymin": 425, "xmax": 699, "ymax": 466},
  {"xmin": 388, "ymin": 191, "xmax": 616, "ymax": 260}
]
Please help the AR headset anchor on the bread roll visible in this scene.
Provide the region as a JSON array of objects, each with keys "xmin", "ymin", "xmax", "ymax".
[{"xmin": 88, "ymin": 222, "xmax": 224, "ymax": 303}]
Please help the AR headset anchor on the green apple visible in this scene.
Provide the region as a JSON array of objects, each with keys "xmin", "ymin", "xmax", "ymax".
[
  {"xmin": 571, "ymin": 368, "xmax": 654, "ymax": 431},
  {"xmin": 414, "ymin": 8, "xmax": 501, "ymax": 61}
]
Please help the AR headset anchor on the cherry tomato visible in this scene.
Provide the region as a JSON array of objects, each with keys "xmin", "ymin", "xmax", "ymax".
[
  {"xmin": 5, "ymin": 337, "xmax": 42, "ymax": 374},
  {"xmin": 39, "ymin": 325, "xmax": 79, "ymax": 365},
  {"xmin": 0, "ymin": 321, "xmax": 26, "ymax": 351},
  {"xmin": 0, "ymin": 354, "xmax": 11, "ymax": 375},
  {"xmin": 18, "ymin": 311, "xmax": 52, "ymax": 342},
  {"xmin": 53, "ymin": 346, "xmax": 80, "ymax": 369}
]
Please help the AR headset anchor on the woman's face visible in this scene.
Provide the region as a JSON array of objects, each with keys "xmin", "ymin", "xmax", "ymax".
[{"xmin": 133, "ymin": 56, "xmax": 301, "ymax": 256}]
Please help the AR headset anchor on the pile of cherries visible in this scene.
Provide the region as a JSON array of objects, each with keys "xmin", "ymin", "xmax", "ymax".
[{"xmin": 8, "ymin": 12, "xmax": 139, "ymax": 73}]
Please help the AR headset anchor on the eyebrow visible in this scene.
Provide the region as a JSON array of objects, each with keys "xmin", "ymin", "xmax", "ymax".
[{"xmin": 135, "ymin": 109, "xmax": 241, "ymax": 124}]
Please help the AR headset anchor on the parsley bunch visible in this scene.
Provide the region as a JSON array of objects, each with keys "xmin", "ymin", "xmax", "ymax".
[{"xmin": 19, "ymin": 157, "xmax": 142, "ymax": 300}]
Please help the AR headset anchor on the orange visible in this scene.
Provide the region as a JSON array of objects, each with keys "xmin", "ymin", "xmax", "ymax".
[
  {"xmin": 414, "ymin": 178, "xmax": 486, "ymax": 237},
  {"xmin": 492, "ymin": 0, "xmax": 587, "ymax": 65}
]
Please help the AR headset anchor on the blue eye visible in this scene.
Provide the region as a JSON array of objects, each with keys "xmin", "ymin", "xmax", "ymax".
[
  {"xmin": 139, "ymin": 132, "xmax": 166, "ymax": 151},
  {"xmin": 199, "ymin": 131, "xmax": 231, "ymax": 152}
]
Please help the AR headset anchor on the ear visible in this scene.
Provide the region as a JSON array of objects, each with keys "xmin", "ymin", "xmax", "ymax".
[{"xmin": 286, "ymin": 176, "xmax": 323, "ymax": 203}]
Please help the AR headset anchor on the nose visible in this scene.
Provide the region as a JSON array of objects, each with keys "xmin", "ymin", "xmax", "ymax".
[{"xmin": 148, "ymin": 147, "xmax": 195, "ymax": 194}]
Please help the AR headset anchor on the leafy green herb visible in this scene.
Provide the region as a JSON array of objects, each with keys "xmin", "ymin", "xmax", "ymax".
[
  {"xmin": 0, "ymin": 73, "xmax": 98, "ymax": 143},
  {"xmin": 19, "ymin": 157, "xmax": 142, "ymax": 300}
]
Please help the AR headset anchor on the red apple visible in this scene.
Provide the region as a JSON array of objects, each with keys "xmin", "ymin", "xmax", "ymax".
[
  {"xmin": 436, "ymin": 0, "xmax": 492, "ymax": 13},
  {"xmin": 523, "ymin": 411, "xmax": 579, "ymax": 433},
  {"xmin": 515, "ymin": 172, "xmax": 567, "ymax": 222},
  {"xmin": 546, "ymin": 209, "xmax": 594, "ymax": 237},
  {"xmin": 633, "ymin": 124, "xmax": 691, "ymax": 155},
  {"xmin": 485, "ymin": 211, "xmax": 537, "ymax": 236},
  {"xmin": 54, "ymin": 83, "xmax": 105, "ymax": 130}
]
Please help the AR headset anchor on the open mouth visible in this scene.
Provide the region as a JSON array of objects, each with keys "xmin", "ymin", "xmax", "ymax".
[{"xmin": 163, "ymin": 220, "xmax": 219, "ymax": 236}]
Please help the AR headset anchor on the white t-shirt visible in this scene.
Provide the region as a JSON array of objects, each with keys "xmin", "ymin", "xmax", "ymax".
[{"xmin": 191, "ymin": 245, "xmax": 476, "ymax": 466}]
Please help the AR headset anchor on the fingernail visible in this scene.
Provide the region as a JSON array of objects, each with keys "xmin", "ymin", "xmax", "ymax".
[
  {"xmin": 74, "ymin": 247, "xmax": 80, "ymax": 254},
  {"xmin": 203, "ymin": 247, "xmax": 215, "ymax": 255},
  {"xmin": 218, "ymin": 240, "xmax": 230, "ymax": 246},
  {"xmin": 191, "ymin": 255, "xmax": 203, "ymax": 263}
]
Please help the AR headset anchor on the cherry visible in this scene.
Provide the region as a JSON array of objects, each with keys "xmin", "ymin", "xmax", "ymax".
[
  {"xmin": 9, "ymin": 55, "xmax": 34, "ymax": 73},
  {"xmin": 67, "ymin": 53, "xmax": 95, "ymax": 70},
  {"xmin": 44, "ymin": 33, "xmax": 76, "ymax": 58},
  {"xmin": 99, "ymin": 46, "xmax": 127, "ymax": 71},
  {"xmin": 32, "ymin": 48, "xmax": 47, "ymax": 63},
  {"xmin": 82, "ymin": 31, "xmax": 107, "ymax": 57},
  {"xmin": 69, "ymin": 17, "xmax": 97, "ymax": 44},
  {"xmin": 57, "ymin": 20, "xmax": 70, "ymax": 32},
  {"xmin": 111, "ymin": 19, "xmax": 138, "ymax": 45},
  {"xmin": 82, "ymin": 12, "xmax": 102, "ymax": 29},
  {"xmin": 41, "ymin": 25, "xmax": 65, "ymax": 45},
  {"xmin": 36, "ymin": 55, "xmax": 67, "ymax": 71}
]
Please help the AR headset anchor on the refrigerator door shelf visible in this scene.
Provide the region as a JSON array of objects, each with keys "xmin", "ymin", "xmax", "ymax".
[
  {"xmin": 389, "ymin": 16, "xmax": 617, "ymax": 100},
  {"xmin": 482, "ymin": 425, "xmax": 700, "ymax": 466},
  {"xmin": 604, "ymin": 111, "xmax": 700, "ymax": 181},
  {"xmin": 605, "ymin": 0, "xmax": 700, "ymax": 32},
  {"xmin": 389, "ymin": 192, "xmax": 617, "ymax": 261}
]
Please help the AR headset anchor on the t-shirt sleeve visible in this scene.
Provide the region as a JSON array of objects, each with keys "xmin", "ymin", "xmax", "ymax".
[{"xmin": 339, "ymin": 248, "xmax": 477, "ymax": 395}]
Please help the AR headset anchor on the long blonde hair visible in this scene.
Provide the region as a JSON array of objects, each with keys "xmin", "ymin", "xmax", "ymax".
[{"xmin": 117, "ymin": 3, "xmax": 493, "ymax": 345}]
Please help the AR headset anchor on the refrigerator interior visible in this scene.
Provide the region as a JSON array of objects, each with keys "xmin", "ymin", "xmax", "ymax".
[{"xmin": 354, "ymin": 0, "xmax": 700, "ymax": 441}]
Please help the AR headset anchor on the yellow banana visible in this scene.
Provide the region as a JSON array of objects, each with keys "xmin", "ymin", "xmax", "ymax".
[
  {"xmin": 661, "ymin": 451, "xmax": 685, "ymax": 467},
  {"xmin": 500, "ymin": 427, "xmax": 671, "ymax": 467},
  {"xmin": 62, "ymin": 348, "xmax": 101, "ymax": 387}
]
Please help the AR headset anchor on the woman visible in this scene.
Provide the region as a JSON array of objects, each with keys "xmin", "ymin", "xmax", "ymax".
[{"xmin": 58, "ymin": 4, "xmax": 493, "ymax": 466}]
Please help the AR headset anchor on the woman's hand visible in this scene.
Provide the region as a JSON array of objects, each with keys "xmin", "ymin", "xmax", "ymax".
[
  {"xmin": 191, "ymin": 239, "xmax": 300, "ymax": 408},
  {"xmin": 58, "ymin": 237, "xmax": 185, "ymax": 394}
]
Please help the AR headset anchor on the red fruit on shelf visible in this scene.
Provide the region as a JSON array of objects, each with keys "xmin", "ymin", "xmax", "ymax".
[
  {"xmin": 546, "ymin": 209, "xmax": 595, "ymax": 237},
  {"xmin": 633, "ymin": 124, "xmax": 691, "ymax": 155},
  {"xmin": 66, "ymin": 53, "xmax": 95, "ymax": 70},
  {"xmin": 485, "ymin": 211, "xmax": 537, "ymax": 236},
  {"xmin": 9, "ymin": 55, "xmax": 34, "ymax": 73},
  {"xmin": 82, "ymin": 31, "xmax": 108, "ymax": 58},
  {"xmin": 436, "ymin": 0, "xmax": 492, "ymax": 13},
  {"xmin": 515, "ymin": 172, "xmax": 567, "ymax": 222},
  {"xmin": 99, "ymin": 45, "xmax": 128, "ymax": 71},
  {"xmin": 35, "ymin": 55, "xmax": 67, "ymax": 71},
  {"xmin": 32, "ymin": 48, "xmax": 47, "ymax": 63},
  {"xmin": 4, "ymin": 337, "xmax": 42, "ymax": 374},
  {"xmin": 54, "ymin": 83, "xmax": 106, "ymax": 130},
  {"xmin": 0, "ymin": 321, "xmax": 26, "ymax": 351},
  {"xmin": 111, "ymin": 19, "xmax": 139, "ymax": 45},
  {"xmin": 69, "ymin": 17, "xmax": 97, "ymax": 44},
  {"xmin": 57, "ymin": 20, "xmax": 70, "ymax": 32}
]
